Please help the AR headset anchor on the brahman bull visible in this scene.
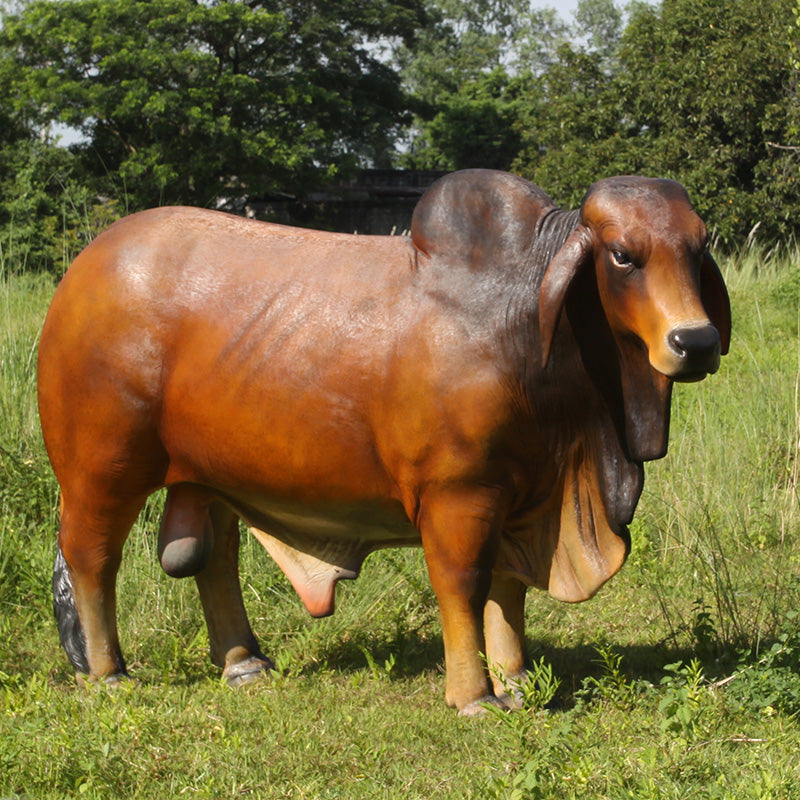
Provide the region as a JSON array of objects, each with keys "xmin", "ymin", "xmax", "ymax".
[{"xmin": 39, "ymin": 169, "xmax": 730, "ymax": 715}]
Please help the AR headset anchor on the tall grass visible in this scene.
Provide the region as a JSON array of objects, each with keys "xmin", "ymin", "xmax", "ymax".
[
  {"xmin": 0, "ymin": 260, "xmax": 59, "ymax": 649},
  {"xmin": 641, "ymin": 242, "xmax": 800, "ymax": 648},
  {"xmin": 1, "ymin": 241, "xmax": 800, "ymax": 797}
]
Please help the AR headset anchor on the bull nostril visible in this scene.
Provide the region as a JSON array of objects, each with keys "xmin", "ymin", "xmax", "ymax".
[
  {"xmin": 667, "ymin": 325, "xmax": 721, "ymax": 376},
  {"xmin": 668, "ymin": 325, "xmax": 720, "ymax": 357}
]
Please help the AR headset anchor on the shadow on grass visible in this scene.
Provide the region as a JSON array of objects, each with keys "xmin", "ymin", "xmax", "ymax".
[
  {"xmin": 285, "ymin": 631, "xmax": 742, "ymax": 698},
  {"xmin": 33, "ymin": 612, "xmax": 777, "ymax": 698}
]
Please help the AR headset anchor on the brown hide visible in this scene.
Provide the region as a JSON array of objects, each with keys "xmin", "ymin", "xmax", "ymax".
[{"xmin": 39, "ymin": 169, "xmax": 730, "ymax": 714}]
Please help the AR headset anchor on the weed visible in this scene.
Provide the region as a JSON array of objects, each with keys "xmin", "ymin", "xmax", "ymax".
[
  {"xmin": 658, "ymin": 659, "xmax": 708, "ymax": 741},
  {"xmin": 484, "ymin": 710, "xmax": 575, "ymax": 800},
  {"xmin": 359, "ymin": 645, "xmax": 397, "ymax": 681},
  {"xmin": 719, "ymin": 610, "xmax": 800, "ymax": 717},
  {"xmin": 691, "ymin": 597, "xmax": 720, "ymax": 660},
  {"xmin": 581, "ymin": 644, "xmax": 638, "ymax": 707}
]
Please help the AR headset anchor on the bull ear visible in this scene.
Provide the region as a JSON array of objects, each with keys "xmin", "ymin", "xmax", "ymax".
[
  {"xmin": 701, "ymin": 251, "xmax": 731, "ymax": 355},
  {"xmin": 539, "ymin": 224, "xmax": 593, "ymax": 368}
]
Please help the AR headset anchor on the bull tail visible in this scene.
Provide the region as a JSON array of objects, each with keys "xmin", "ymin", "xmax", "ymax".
[{"xmin": 52, "ymin": 544, "xmax": 90, "ymax": 674}]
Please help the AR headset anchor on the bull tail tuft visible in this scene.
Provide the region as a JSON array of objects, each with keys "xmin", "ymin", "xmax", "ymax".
[{"xmin": 52, "ymin": 544, "xmax": 90, "ymax": 674}]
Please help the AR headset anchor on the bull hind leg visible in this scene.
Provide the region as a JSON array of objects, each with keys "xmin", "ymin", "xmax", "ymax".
[
  {"xmin": 54, "ymin": 493, "xmax": 148, "ymax": 682},
  {"xmin": 192, "ymin": 501, "xmax": 273, "ymax": 685},
  {"xmin": 52, "ymin": 545, "xmax": 89, "ymax": 674}
]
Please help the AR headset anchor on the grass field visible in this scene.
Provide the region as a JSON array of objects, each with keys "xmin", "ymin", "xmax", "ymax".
[{"xmin": 2, "ymin": 243, "xmax": 800, "ymax": 799}]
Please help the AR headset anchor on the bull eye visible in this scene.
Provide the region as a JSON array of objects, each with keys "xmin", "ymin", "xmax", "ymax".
[{"xmin": 610, "ymin": 249, "xmax": 634, "ymax": 269}]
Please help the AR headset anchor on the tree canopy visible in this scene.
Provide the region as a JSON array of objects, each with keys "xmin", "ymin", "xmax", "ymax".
[
  {"xmin": 0, "ymin": 0, "xmax": 798, "ymax": 270},
  {"xmin": 404, "ymin": 0, "xmax": 800, "ymax": 244},
  {"xmin": 1, "ymin": 0, "xmax": 427, "ymax": 207}
]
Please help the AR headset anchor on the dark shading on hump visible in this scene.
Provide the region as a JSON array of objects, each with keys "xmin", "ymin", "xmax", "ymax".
[
  {"xmin": 410, "ymin": 169, "xmax": 556, "ymax": 268},
  {"xmin": 52, "ymin": 545, "xmax": 90, "ymax": 674}
]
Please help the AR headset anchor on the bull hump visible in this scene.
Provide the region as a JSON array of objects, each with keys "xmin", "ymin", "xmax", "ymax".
[{"xmin": 411, "ymin": 170, "xmax": 553, "ymax": 265}]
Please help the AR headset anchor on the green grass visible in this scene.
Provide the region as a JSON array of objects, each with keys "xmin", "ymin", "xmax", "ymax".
[{"xmin": 2, "ymin": 246, "xmax": 800, "ymax": 798}]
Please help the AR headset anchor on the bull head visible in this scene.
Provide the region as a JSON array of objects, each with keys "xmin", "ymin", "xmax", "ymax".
[
  {"xmin": 539, "ymin": 177, "xmax": 731, "ymax": 461},
  {"xmin": 540, "ymin": 177, "xmax": 731, "ymax": 379}
]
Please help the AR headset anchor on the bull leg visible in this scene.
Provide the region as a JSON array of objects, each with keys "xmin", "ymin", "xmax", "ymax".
[
  {"xmin": 484, "ymin": 573, "xmax": 528, "ymax": 707},
  {"xmin": 418, "ymin": 487, "xmax": 507, "ymax": 716},
  {"xmin": 194, "ymin": 503, "xmax": 273, "ymax": 685},
  {"xmin": 56, "ymin": 493, "xmax": 146, "ymax": 682}
]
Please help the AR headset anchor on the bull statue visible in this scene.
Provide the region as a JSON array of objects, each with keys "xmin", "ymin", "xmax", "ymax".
[{"xmin": 39, "ymin": 170, "xmax": 730, "ymax": 715}]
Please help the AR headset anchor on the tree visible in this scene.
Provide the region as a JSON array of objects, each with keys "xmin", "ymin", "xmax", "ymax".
[
  {"xmin": 399, "ymin": 0, "xmax": 533, "ymax": 106},
  {"xmin": 0, "ymin": 0, "xmax": 427, "ymax": 210},
  {"xmin": 751, "ymin": 0, "xmax": 800, "ymax": 242},
  {"xmin": 511, "ymin": 40, "xmax": 624, "ymax": 200},
  {"xmin": 397, "ymin": 0, "xmax": 573, "ymax": 170},
  {"xmin": 0, "ymin": 42, "xmax": 94, "ymax": 272},
  {"xmin": 572, "ymin": 0, "xmax": 623, "ymax": 66},
  {"xmin": 2, "ymin": 0, "xmax": 799, "ymax": 262},
  {"xmin": 615, "ymin": 0, "xmax": 798, "ymax": 242},
  {"xmin": 514, "ymin": 0, "xmax": 800, "ymax": 244},
  {"xmin": 398, "ymin": 0, "xmax": 623, "ymax": 172},
  {"xmin": 400, "ymin": 68, "xmax": 523, "ymax": 171}
]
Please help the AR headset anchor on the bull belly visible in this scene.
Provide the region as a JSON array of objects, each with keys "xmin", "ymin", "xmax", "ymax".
[
  {"xmin": 223, "ymin": 492, "xmax": 420, "ymax": 617},
  {"xmin": 229, "ymin": 493, "xmax": 417, "ymax": 545}
]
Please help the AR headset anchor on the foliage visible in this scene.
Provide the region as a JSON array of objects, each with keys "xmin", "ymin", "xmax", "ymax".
[
  {"xmin": 483, "ymin": 645, "xmax": 800, "ymax": 799},
  {"xmin": 613, "ymin": 0, "xmax": 798, "ymax": 244},
  {"xmin": 488, "ymin": 656, "xmax": 561, "ymax": 718},
  {"xmin": 398, "ymin": 0, "xmax": 539, "ymax": 105},
  {"xmin": 725, "ymin": 611, "xmax": 800, "ymax": 718},
  {"xmin": 510, "ymin": 0, "xmax": 800, "ymax": 244},
  {"xmin": 581, "ymin": 644, "xmax": 638, "ymax": 708},
  {"xmin": 397, "ymin": 0, "xmax": 570, "ymax": 170},
  {"xmin": 0, "ymin": 0, "xmax": 427, "ymax": 212},
  {"xmin": 0, "ymin": 47, "xmax": 91, "ymax": 272},
  {"xmin": 657, "ymin": 659, "xmax": 708, "ymax": 740},
  {"xmin": 0, "ymin": 139, "xmax": 112, "ymax": 273},
  {"xmin": 1, "ymin": 0, "xmax": 799, "ymax": 264},
  {"xmin": 401, "ymin": 68, "xmax": 524, "ymax": 170},
  {"xmin": 404, "ymin": 0, "xmax": 800, "ymax": 246}
]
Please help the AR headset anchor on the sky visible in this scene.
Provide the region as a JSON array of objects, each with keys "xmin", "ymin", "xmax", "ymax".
[
  {"xmin": 540, "ymin": 0, "xmax": 658, "ymax": 19},
  {"xmin": 543, "ymin": 0, "xmax": 580, "ymax": 18}
]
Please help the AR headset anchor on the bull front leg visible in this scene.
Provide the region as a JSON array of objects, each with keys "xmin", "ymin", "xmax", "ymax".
[
  {"xmin": 484, "ymin": 573, "xmax": 528, "ymax": 708},
  {"xmin": 417, "ymin": 485, "xmax": 508, "ymax": 715}
]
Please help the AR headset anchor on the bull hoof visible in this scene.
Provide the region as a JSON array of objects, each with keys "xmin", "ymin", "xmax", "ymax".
[
  {"xmin": 495, "ymin": 689, "xmax": 524, "ymax": 710},
  {"xmin": 75, "ymin": 670, "xmax": 131, "ymax": 688},
  {"xmin": 457, "ymin": 695, "xmax": 507, "ymax": 717},
  {"xmin": 223, "ymin": 655, "xmax": 274, "ymax": 687},
  {"xmin": 494, "ymin": 673, "xmax": 529, "ymax": 710}
]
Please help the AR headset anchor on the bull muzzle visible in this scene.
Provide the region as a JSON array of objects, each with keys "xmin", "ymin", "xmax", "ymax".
[{"xmin": 666, "ymin": 324, "xmax": 721, "ymax": 381}]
